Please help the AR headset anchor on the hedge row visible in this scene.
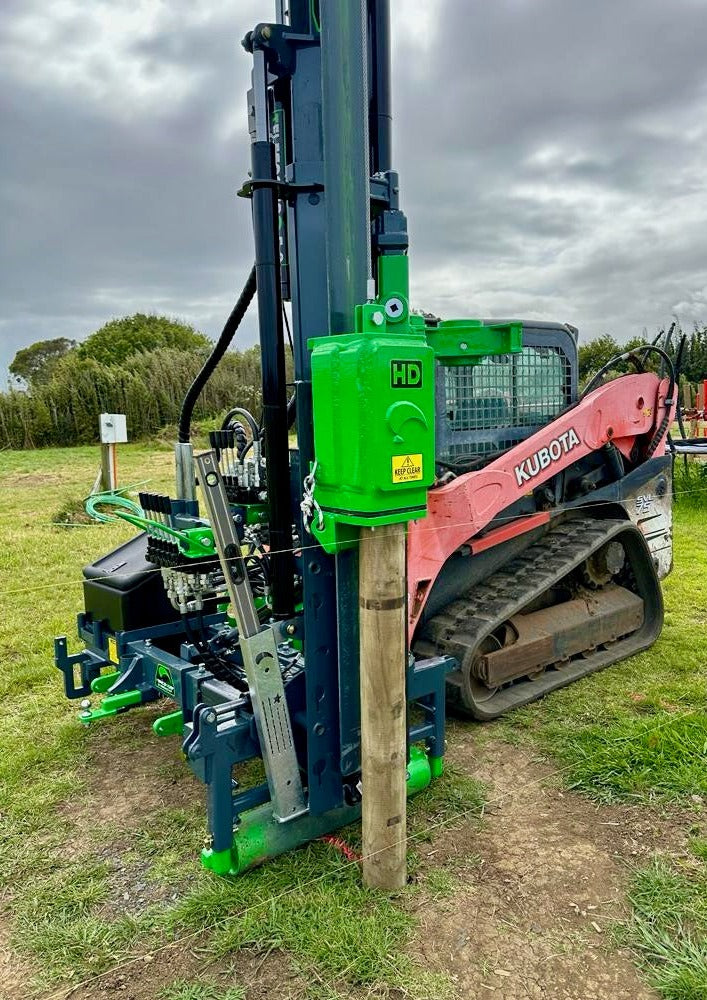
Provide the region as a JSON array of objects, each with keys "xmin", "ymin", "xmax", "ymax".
[{"xmin": 0, "ymin": 346, "xmax": 264, "ymax": 449}]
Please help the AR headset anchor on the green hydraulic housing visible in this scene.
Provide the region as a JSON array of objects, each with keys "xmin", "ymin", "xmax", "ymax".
[{"xmin": 309, "ymin": 254, "xmax": 522, "ymax": 553}]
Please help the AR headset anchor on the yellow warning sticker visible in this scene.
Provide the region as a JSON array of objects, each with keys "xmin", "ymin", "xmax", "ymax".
[
  {"xmin": 107, "ymin": 636, "xmax": 118, "ymax": 664},
  {"xmin": 392, "ymin": 453, "xmax": 423, "ymax": 483}
]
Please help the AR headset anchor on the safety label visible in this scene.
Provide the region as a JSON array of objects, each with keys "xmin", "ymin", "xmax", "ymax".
[
  {"xmin": 392, "ymin": 453, "xmax": 423, "ymax": 483},
  {"xmin": 155, "ymin": 664, "xmax": 176, "ymax": 698},
  {"xmin": 107, "ymin": 636, "xmax": 118, "ymax": 664}
]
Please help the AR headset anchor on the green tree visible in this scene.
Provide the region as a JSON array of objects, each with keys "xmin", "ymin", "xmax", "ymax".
[
  {"xmin": 578, "ymin": 335, "xmax": 621, "ymax": 385},
  {"xmin": 9, "ymin": 337, "xmax": 77, "ymax": 387},
  {"xmin": 78, "ymin": 314, "xmax": 211, "ymax": 366},
  {"xmin": 682, "ymin": 327, "xmax": 707, "ymax": 383},
  {"xmin": 578, "ymin": 332, "xmax": 664, "ymax": 387}
]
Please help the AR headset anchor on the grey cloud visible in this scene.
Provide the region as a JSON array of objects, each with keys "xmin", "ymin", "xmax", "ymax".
[{"xmin": 1, "ymin": 0, "xmax": 707, "ymax": 382}]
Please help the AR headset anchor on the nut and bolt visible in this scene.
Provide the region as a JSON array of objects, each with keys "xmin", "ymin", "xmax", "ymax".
[{"xmin": 286, "ymin": 624, "xmax": 296, "ymax": 636}]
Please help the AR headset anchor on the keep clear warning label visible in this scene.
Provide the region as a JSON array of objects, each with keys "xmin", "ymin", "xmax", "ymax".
[{"xmin": 392, "ymin": 453, "xmax": 423, "ymax": 483}]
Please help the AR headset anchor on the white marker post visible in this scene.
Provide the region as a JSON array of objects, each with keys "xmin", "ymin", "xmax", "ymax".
[{"xmin": 99, "ymin": 413, "xmax": 127, "ymax": 491}]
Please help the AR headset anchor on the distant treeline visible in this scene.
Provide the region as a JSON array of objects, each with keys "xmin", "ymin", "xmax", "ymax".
[
  {"xmin": 578, "ymin": 327, "xmax": 707, "ymax": 387},
  {"xmin": 0, "ymin": 346, "xmax": 263, "ymax": 449},
  {"xmin": 4, "ymin": 311, "xmax": 706, "ymax": 451}
]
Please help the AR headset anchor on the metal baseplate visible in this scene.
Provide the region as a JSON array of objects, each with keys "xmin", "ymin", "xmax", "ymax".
[{"xmin": 202, "ymin": 745, "xmax": 434, "ymax": 876}]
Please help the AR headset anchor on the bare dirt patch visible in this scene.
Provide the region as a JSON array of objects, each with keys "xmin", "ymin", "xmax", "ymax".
[
  {"xmin": 411, "ymin": 736, "xmax": 681, "ymax": 999},
  {"xmin": 2, "ymin": 474, "xmax": 64, "ymax": 488},
  {"xmin": 0, "ymin": 913, "xmax": 35, "ymax": 1000},
  {"xmin": 61, "ymin": 711, "xmax": 200, "ymax": 835},
  {"xmin": 60, "ymin": 947, "xmax": 307, "ymax": 1000}
]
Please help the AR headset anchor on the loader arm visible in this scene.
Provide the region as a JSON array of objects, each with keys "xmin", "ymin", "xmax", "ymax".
[{"xmin": 408, "ymin": 372, "xmax": 675, "ymax": 632}]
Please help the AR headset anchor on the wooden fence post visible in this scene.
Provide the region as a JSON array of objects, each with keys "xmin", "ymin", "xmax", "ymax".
[{"xmin": 99, "ymin": 413, "xmax": 127, "ymax": 492}]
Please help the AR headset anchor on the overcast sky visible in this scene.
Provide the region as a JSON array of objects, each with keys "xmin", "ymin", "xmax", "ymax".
[{"xmin": 2, "ymin": 0, "xmax": 707, "ymax": 381}]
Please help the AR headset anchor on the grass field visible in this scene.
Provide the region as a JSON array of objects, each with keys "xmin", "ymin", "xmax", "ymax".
[{"xmin": 1, "ymin": 443, "xmax": 706, "ymax": 1000}]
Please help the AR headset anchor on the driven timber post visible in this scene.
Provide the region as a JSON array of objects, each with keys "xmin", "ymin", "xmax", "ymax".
[
  {"xmin": 320, "ymin": 0, "xmax": 408, "ymax": 889},
  {"xmin": 359, "ymin": 523, "xmax": 408, "ymax": 888}
]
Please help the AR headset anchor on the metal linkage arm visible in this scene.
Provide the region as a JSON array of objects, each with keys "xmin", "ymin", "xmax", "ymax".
[{"xmin": 195, "ymin": 451, "xmax": 306, "ymax": 822}]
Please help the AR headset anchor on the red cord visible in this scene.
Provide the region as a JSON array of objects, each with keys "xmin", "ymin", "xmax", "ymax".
[{"xmin": 320, "ymin": 834, "xmax": 362, "ymax": 863}]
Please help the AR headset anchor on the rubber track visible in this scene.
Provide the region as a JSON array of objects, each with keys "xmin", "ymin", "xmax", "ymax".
[{"xmin": 414, "ymin": 516, "xmax": 663, "ymax": 720}]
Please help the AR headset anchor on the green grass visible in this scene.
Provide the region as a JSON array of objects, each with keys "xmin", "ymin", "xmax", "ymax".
[
  {"xmin": 0, "ymin": 437, "xmax": 482, "ymax": 998},
  {"xmin": 2, "ymin": 443, "xmax": 707, "ymax": 999},
  {"xmin": 619, "ymin": 857, "xmax": 707, "ymax": 1000},
  {"xmin": 424, "ymin": 868, "xmax": 459, "ymax": 899},
  {"xmin": 546, "ymin": 712, "xmax": 707, "ymax": 802},
  {"xmin": 152, "ymin": 767, "xmax": 478, "ymax": 998},
  {"xmin": 493, "ymin": 468, "xmax": 707, "ymax": 997},
  {"xmin": 498, "ymin": 502, "xmax": 707, "ymax": 806},
  {"xmin": 158, "ymin": 980, "xmax": 246, "ymax": 1000},
  {"xmin": 0, "ymin": 445, "xmax": 175, "ymax": 892}
]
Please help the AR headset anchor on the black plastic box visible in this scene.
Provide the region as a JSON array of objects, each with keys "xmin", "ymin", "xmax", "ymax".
[{"xmin": 83, "ymin": 533, "xmax": 179, "ymax": 633}]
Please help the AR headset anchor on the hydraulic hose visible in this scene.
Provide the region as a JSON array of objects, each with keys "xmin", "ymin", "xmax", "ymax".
[
  {"xmin": 674, "ymin": 334, "xmax": 688, "ymax": 443},
  {"xmin": 579, "ymin": 345, "xmax": 675, "ymax": 460},
  {"xmin": 221, "ymin": 406, "xmax": 260, "ymax": 439},
  {"xmin": 178, "ymin": 264, "xmax": 257, "ymax": 443},
  {"xmin": 181, "ymin": 613, "xmax": 248, "ymax": 692},
  {"xmin": 640, "ymin": 346, "xmax": 676, "ymax": 458}
]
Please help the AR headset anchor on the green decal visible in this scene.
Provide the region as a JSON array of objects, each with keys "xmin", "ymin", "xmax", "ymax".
[{"xmin": 155, "ymin": 664, "xmax": 176, "ymax": 697}]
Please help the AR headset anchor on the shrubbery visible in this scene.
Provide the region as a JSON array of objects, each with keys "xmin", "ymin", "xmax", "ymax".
[{"xmin": 0, "ymin": 345, "xmax": 263, "ymax": 449}]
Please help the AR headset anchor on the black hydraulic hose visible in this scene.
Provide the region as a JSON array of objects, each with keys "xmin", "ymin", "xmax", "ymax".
[
  {"xmin": 642, "ymin": 346, "xmax": 676, "ymax": 458},
  {"xmin": 221, "ymin": 406, "xmax": 260, "ymax": 439},
  {"xmin": 580, "ymin": 345, "xmax": 674, "ymax": 401},
  {"xmin": 674, "ymin": 334, "xmax": 689, "ymax": 443},
  {"xmin": 177, "ymin": 265, "xmax": 257, "ymax": 443},
  {"xmin": 282, "ymin": 303, "xmax": 294, "ymax": 355},
  {"xmin": 181, "ymin": 613, "xmax": 248, "ymax": 692},
  {"xmin": 580, "ymin": 351, "xmax": 640, "ymax": 400}
]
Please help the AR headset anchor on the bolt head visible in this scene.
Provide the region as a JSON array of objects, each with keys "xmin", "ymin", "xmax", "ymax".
[
  {"xmin": 286, "ymin": 623, "xmax": 296, "ymax": 635},
  {"xmin": 384, "ymin": 296, "xmax": 404, "ymax": 319},
  {"xmin": 372, "ymin": 310, "xmax": 385, "ymax": 326},
  {"xmin": 80, "ymin": 699, "xmax": 91, "ymax": 709},
  {"xmin": 460, "ymin": 342, "xmax": 468, "ymax": 350},
  {"xmin": 205, "ymin": 710, "xmax": 217, "ymax": 724}
]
